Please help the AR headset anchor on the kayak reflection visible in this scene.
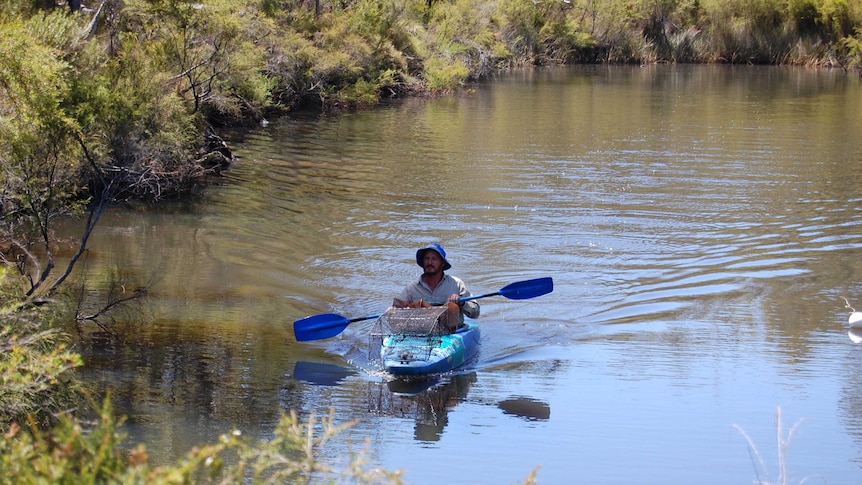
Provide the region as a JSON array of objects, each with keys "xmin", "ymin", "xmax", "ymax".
[
  {"xmin": 292, "ymin": 362, "xmax": 550, "ymax": 441},
  {"xmin": 376, "ymin": 373, "xmax": 478, "ymax": 442},
  {"xmin": 374, "ymin": 373, "xmax": 552, "ymax": 441}
]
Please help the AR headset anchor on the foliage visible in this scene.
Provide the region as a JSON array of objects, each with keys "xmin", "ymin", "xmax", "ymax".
[
  {"xmin": 539, "ymin": 16, "xmax": 599, "ymax": 64},
  {"xmin": 0, "ymin": 12, "xmax": 80, "ymax": 209},
  {"xmin": 423, "ymin": 0, "xmax": 508, "ymax": 77},
  {"xmin": 0, "ymin": 11, "xmax": 86, "ymax": 300},
  {"xmin": 673, "ymin": 0, "xmax": 862, "ymax": 63},
  {"xmin": 0, "ymin": 325, "xmax": 82, "ymax": 430},
  {"xmin": 0, "ymin": 399, "xmax": 404, "ymax": 485},
  {"xmin": 0, "ymin": 396, "xmax": 129, "ymax": 483},
  {"xmin": 423, "ymin": 56, "xmax": 470, "ymax": 91},
  {"xmin": 0, "ymin": 0, "xmax": 45, "ymax": 18},
  {"xmin": 308, "ymin": 9, "xmax": 400, "ymax": 107},
  {"xmin": 0, "ymin": 11, "xmax": 89, "ymax": 433},
  {"xmin": 840, "ymin": 28, "xmax": 862, "ymax": 68},
  {"xmin": 119, "ymin": 0, "xmax": 277, "ymax": 122},
  {"xmin": 4, "ymin": 0, "xmax": 862, "ymax": 136},
  {"xmin": 0, "ymin": 268, "xmax": 83, "ymax": 430},
  {"xmin": 497, "ymin": 0, "xmax": 545, "ymax": 64}
]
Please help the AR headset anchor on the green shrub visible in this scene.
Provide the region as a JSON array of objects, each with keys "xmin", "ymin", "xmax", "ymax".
[
  {"xmin": 421, "ymin": 0, "xmax": 508, "ymax": 75},
  {"xmin": 840, "ymin": 28, "xmax": 862, "ymax": 68},
  {"xmin": 0, "ymin": 324, "xmax": 83, "ymax": 431},
  {"xmin": 818, "ymin": 0, "xmax": 856, "ymax": 39},
  {"xmin": 497, "ymin": 0, "xmax": 543, "ymax": 63},
  {"xmin": 120, "ymin": 0, "xmax": 277, "ymax": 123},
  {"xmin": 539, "ymin": 18, "xmax": 598, "ymax": 64},
  {"xmin": 424, "ymin": 56, "xmax": 470, "ymax": 92},
  {"xmin": 0, "ymin": 268, "xmax": 83, "ymax": 430},
  {"xmin": 0, "ymin": 399, "xmax": 404, "ymax": 485}
]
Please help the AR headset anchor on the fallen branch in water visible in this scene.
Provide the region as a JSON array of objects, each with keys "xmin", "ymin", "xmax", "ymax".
[{"xmin": 75, "ymin": 287, "xmax": 148, "ymax": 323}]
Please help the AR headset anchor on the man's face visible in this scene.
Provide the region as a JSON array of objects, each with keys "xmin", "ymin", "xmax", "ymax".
[{"xmin": 422, "ymin": 251, "xmax": 444, "ymax": 275}]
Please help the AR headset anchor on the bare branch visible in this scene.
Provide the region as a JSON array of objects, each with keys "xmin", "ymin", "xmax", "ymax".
[
  {"xmin": 45, "ymin": 181, "xmax": 111, "ymax": 296},
  {"xmin": 76, "ymin": 287, "xmax": 148, "ymax": 322}
]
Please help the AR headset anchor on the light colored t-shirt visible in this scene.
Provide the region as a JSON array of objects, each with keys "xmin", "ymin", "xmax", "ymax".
[{"xmin": 396, "ymin": 273, "xmax": 480, "ymax": 320}]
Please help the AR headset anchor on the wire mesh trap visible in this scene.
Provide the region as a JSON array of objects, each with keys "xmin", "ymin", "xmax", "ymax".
[
  {"xmin": 371, "ymin": 307, "xmax": 450, "ymax": 336},
  {"xmin": 371, "ymin": 307, "xmax": 450, "ymax": 364}
]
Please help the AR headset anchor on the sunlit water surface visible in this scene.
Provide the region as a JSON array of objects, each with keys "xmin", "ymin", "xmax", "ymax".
[{"xmin": 70, "ymin": 65, "xmax": 862, "ymax": 484}]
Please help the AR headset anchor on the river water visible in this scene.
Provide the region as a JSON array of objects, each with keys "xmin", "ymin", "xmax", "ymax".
[{"xmin": 71, "ymin": 65, "xmax": 862, "ymax": 484}]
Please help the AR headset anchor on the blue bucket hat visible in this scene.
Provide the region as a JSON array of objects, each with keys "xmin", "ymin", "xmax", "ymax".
[{"xmin": 416, "ymin": 243, "xmax": 452, "ymax": 271}]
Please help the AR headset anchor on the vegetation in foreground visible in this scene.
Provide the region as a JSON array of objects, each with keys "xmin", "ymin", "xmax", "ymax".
[
  {"xmin": 0, "ymin": 398, "xmax": 407, "ymax": 484},
  {"xmin": 2, "ymin": 0, "xmax": 861, "ymax": 482}
]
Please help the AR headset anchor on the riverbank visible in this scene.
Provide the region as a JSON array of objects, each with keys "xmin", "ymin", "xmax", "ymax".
[{"xmin": 4, "ymin": 0, "xmax": 862, "ymax": 204}]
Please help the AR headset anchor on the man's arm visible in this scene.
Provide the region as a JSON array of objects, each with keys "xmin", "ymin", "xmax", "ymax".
[{"xmin": 451, "ymin": 277, "xmax": 480, "ymax": 319}]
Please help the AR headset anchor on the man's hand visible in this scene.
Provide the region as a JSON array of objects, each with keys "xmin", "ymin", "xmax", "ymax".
[
  {"xmin": 393, "ymin": 298, "xmax": 431, "ymax": 309},
  {"xmin": 408, "ymin": 300, "xmax": 431, "ymax": 309}
]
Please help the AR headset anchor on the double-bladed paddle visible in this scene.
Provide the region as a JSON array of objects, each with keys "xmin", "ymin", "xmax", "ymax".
[{"xmin": 293, "ymin": 277, "xmax": 553, "ymax": 342}]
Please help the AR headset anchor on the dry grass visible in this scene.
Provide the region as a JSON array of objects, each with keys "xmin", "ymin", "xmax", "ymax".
[{"xmin": 733, "ymin": 407, "xmax": 820, "ymax": 485}]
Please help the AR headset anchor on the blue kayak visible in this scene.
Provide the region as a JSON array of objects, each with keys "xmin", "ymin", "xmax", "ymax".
[{"xmin": 381, "ymin": 321, "xmax": 480, "ymax": 376}]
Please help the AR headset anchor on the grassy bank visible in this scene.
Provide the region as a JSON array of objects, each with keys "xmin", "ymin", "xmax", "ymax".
[{"xmin": 3, "ymin": 0, "xmax": 861, "ymax": 201}]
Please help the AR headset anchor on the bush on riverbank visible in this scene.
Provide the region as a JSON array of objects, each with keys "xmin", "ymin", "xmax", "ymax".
[
  {"xmin": 0, "ymin": 268, "xmax": 83, "ymax": 430},
  {"xmin": 0, "ymin": 399, "xmax": 406, "ymax": 484},
  {"xmin": 3, "ymin": 0, "xmax": 862, "ymax": 205}
]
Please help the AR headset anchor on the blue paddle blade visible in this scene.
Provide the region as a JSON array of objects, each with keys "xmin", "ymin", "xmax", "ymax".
[
  {"xmin": 294, "ymin": 312, "xmax": 381, "ymax": 341},
  {"xmin": 497, "ymin": 277, "xmax": 553, "ymax": 300},
  {"xmin": 293, "ymin": 313, "xmax": 350, "ymax": 342}
]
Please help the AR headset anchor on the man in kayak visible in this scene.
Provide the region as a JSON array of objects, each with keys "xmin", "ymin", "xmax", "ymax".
[{"xmin": 392, "ymin": 243, "xmax": 480, "ymax": 332}]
